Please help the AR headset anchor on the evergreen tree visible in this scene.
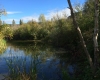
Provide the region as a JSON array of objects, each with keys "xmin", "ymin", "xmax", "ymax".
[
  {"xmin": 3, "ymin": 21, "xmax": 6, "ymax": 25},
  {"xmin": 19, "ymin": 19, "xmax": 23, "ymax": 25},
  {"xmin": 12, "ymin": 19, "xmax": 15, "ymax": 26},
  {"xmin": 0, "ymin": 19, "xmax": 2, "ymax": 25}
]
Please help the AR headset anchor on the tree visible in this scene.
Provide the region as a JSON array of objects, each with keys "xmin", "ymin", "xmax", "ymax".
[
  {"xmin": 0, "ymin": 6, "xmax": 6, "ymax": 25},
  {"xmin": 38, "ymin": 14, "xmax": 46, "ymax": 23},
  {"xmin": 3, "ymin": 21, "xmax": 6, "ymax": 25},
  {"xmin": 83, "ymin": 0, "xmax": 94, "ymax": 15},
  {"xmin": 19, "ymin": 19, "xmax": 23, "ymax": 25},
  {"xmin": 67, "ymin": 0, "xmax": 100, "ymax": 77},
  {"xmin": 67, "ymin": 0, "xmax": 99, "ymax": 75},
  {"xmin": 12, "ymin": 19, "xmax": 15, "ymax": 26},
  {"xmin": 93, "ymin": 0, "xmax": 99, "ymax": 72},
  {"xmin": 0, "ymin": 19, "xmax": 2, "ymax": 25},
  {"xmin": 0, "ymin": 7, "xmax": 6, "ymax": 17}
]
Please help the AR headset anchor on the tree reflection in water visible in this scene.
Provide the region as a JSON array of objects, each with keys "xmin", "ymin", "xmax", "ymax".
[{"xmin": 0, "ymin": 41, "xmax": 77, "ymax": 80}]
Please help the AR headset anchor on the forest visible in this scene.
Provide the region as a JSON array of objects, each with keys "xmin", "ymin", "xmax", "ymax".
[{"xmin": 0, "ymin": 0, "xmax": 100, "ymax": 80}]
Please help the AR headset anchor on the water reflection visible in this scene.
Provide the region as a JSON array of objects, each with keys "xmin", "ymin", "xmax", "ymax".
[{"xmin": 0, "ymin": 42, "xmax": 75, "ymax": 80}]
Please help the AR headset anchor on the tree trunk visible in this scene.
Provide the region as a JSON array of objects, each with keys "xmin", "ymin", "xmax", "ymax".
[
  {"xmin": 93, "ymin": 0, "xmax": 99, "ymax": 71},
  {"xmin": 67, "ymin": 0, "xmax": 94, "ymax": 72}
]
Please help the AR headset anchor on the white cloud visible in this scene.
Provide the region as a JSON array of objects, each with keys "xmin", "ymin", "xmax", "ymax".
[
  {"xmin": 4, "ymin": 8, "xmax": 70, "ymax": 24},
  {"xmin": 21, "ymin": 15, "xmax": 39, "ymax": 22},
  {"xmin": 4, "ymin": 19, "xmax": 19, "ymax": 24},
  {"xmin": 21, "ymin": 8, "xmax": 70, "ymax": 22},
  {"xmin": 45, "ymin": 8, "xmax": 70, "ymax": 20},
  {"xmin": 7, "ymin": 11, "xmax": 22, "ymax": 14}
]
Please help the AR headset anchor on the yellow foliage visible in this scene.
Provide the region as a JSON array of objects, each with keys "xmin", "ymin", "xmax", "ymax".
[{"xmin": 0, "ymin": 39, "xmax": 6, "ymax": 53}]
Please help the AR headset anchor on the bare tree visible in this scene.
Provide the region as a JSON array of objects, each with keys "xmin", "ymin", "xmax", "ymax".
[
  {"xmin": 67, "ymin": 0, "xmax": 94, "ymax": 72},
  {"xmin": 0, "ymin": 5, "xmax": 6, "ymax": 18},
  {"xmin": 93, "ymin": 0, "xmax": 99, "ymax": 71},
  {"xmin": 0, "ymin": 5, "xmax": 7, "ymax": 25}
]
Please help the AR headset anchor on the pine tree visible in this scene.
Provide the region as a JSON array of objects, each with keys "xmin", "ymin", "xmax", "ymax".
[
  {"xmin": 19, "ymin": 19, "xmax": 23, "ymax": 25},
  {"xmin": 12, "ymin": 19, "xmax": 15, "ymax": 26},
  {"xmin": 0, "ymin": 19, "xmax": 2, "ymax": 25}
]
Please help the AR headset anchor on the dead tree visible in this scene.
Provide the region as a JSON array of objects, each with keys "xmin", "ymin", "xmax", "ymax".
[
  {"xmin": 67, "ymin": 0, "xmax": 94, "ymax": 72},
  {"xmin": 93, "ymin": 0, "xmax": 99, "ymax": 72}
]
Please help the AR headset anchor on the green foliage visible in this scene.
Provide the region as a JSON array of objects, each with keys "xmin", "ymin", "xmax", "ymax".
[
  {"xmin": 0, "ymin": 24, "xmax": 13, "ymax": 40},
  {"xmin": 83, "ymin": 0, "xmax": 94, "ymax": 15},
  {"xmin": 0, "ymin": 37, "xmax": 6, "ymax": 53},
  {"xmin": 0, "ymin": 0, "xmax": 100, "ymax": 79},
  {"xmin": 13, "ymin": 22, "xmax": 39, "ymax": 40},
  {"xmin": 11, "ymin": 14, "xmax": 79, "ymax": 50},
  {"xmin": 9, "ymin": 0, "xmax": 99, "ymax": 54},
  {"xmin": 38, "ymin": 14, "xmax": 46, "ymax": 23}
]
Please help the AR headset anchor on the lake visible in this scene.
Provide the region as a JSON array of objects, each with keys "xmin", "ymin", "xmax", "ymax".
[{"xmin": 0, "ymin": 41, "xmax": 75, "ymax": 80}]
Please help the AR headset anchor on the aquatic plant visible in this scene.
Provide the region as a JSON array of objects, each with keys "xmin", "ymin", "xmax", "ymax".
[{"xmin": 5, "ymin": 54, "xmax": 41, "ymax": 80}]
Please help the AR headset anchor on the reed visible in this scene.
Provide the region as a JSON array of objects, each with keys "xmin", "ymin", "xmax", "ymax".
[{"xmin": 5, "ymin": 54, "xmax": 41, "ymax": 80}]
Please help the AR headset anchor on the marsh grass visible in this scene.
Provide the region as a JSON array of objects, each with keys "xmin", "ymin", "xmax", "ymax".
[{"xmin": 5, "ymin": 53, "xmax": 41, "ymax": 80}]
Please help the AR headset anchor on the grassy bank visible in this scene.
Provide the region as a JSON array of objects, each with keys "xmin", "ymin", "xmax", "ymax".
[{"xmin": 0, "ymin": 33, "xmax": 6, "ymax": 53}]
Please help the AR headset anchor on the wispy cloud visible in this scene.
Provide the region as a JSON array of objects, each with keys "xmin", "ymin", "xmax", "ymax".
[
  {"xmin": 21, "ymin": 15, "xmax": 39, "ymax": 22},
  {"xmin": 4, "ymin": 8, "xmax": 70, "ymax": 24},
  {"xmin": 7, "ymin": 11, "xmax": 22, "ymax": 14},
  {"xmin": 46, "ymin": 8, "xmax": 70, "ymax": 20},
  {"xmin": 4, "ymin": 19, "xmax": 19, "ymax": 24},
  {"xmin": 21, "ymin": 8, "xmax": 70, "ymax": 22}
]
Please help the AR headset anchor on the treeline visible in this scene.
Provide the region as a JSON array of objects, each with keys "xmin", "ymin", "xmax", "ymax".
[{"xmin": 0, "ymin": 0, "xmax": 99, "ymax": 50}]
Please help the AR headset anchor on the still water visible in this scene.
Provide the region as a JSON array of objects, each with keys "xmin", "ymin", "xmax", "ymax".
[{"xmin": 0, "ymin": 42, "xmax": 75, "ymax": 80}]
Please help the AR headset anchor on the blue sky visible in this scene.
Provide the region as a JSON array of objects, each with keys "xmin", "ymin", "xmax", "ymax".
[{"xmin": 0, "ymin": 0, "xmax": 86, "ymax": 24}]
